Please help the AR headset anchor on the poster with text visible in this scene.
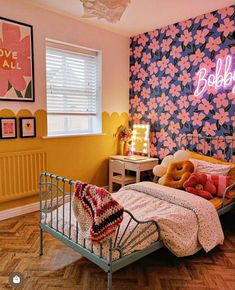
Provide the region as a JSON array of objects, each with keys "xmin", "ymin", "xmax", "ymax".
[{"xmin": 0, "ymin": 17, "xmax": 34, "ymax": 102}]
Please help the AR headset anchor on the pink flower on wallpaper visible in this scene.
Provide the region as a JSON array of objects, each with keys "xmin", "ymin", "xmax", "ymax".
[
  {"xmin": 212, "ymin": 137, "xmax": 226, "ymax": 150},
  {"xmin": 148, "ymin": 75, "xmax": 159, "ymax": 89},
  {"xmin": 190, "ymin": 130, "xmax": 199, "ymax": 145},
  {"xmin": 189, "ymin": 49, "xmax": 205, "ymax": 66},
  {"xmin": 137, "ymin": 68, "xmax": 148, "ymax": 80},
  {"xmin": 170, "ymin": 45, "xmax": 182, "ymax": 59},
  {"xmin": 195, "ymin": 15, "xmax": 204, "ymax": 23},
  {"xmin": 130, "ymin": 62, "xmax": 141, "ymax": 75},
  {"xmin": 188, "ymin": 94, "xmax": 201, "ymax": 106},
  {"xmin": 179, "ymin": 30, "xmax": 193, "ymax": 46},
  {"xmin": 165, "ymin": 101, "xmax": 177, "ymax": 115},
  {"xmin": 215, "ymin": 48, "xmax": 229, "ymax": 61},
  {"xmin": 227, "ymin": 92, "xmax": 235, "ymax": 105},
  {"xmin": 214, "ymin": 108, "xmax": 229, "ymax": 126},
  {"xmin": 138, "ymin": 34, "xmax": 148, "ymax": 46},
  {"xmin": 207, "ymin": 86, "xmax": 217, "ymax": 95},
  {"xmin": 177, "ymin": 95, "xmax": 189, "ymax": 109},
  {"xmin": 213, "ymin": 150, "xmax": 225, "ymax": 161},
  {"xmin": 202, "ymin": 122, "xmax": 217, "ymax": 136},
  {"xmin": 206, "ymin": 37, "xmax": 220, "ymax": 52},
  {"xmin": 178, "ymin": 56, "xmax": 190, "ymax": 70},
  {"xmin": 219, "ymin": 6, "xmax": 234, "ymax": 19},
  {"xmin": 148, "ymin": 110, "xmax": 158, "ymax": 124},
  {"xmin": 133, "ymin": 79, "xmax": 143, "ymax": 92},
  {"xmin": 165, "ymin": 63, "xmax": 178, "ymax": 77},
  {"xmin": 150, "ymin": 132, "xmax": 157, "ymax": 144},
  {"xmin": 218, "ymin": 18, "xmax": 234, "ymax": 37},
  {"xmin": 179, "ymin": 19, "xmax": 192, "ymax": 29},
  {"xmin": 201, "ymin": 13, "xmax": 218, "ymax": 29},
  {"xmin": 198, "ymin": 140, "xmax": 211, "ymax": 154},
  {"xmin": 169, "ymin": 84, "xmax": 180, "ymax": 97},
  {"xmin": 166, "ymin": 25, "xmax": 179, "ymax": 38},
  {"xmin": 141, "ymin": 53, "xmax": 151, "ymax": 64},
  {"xmin": 141, "ymin": 87, "xmax": 151, "ymax": 99},
  {"xmin": 176, "ymin": 134, "xmax": 187, "ymax": 146},
  {"xmin": 199, "ymin": 56, "xmax": 216, "ymax": 71},
  {"xmin": 133, "ymin": 113, "xmax": 142, "ymax": 124},
  {"xmin": 157, "ymin": 93, "xmax": 169, "ymax": 106},
  {"xmin": 158, "ymin": 147, "xmax": 170, "ymax": 159},
  {"xmin": 160, "ymin": 76, "xmax": 171, "ymax": 89},
  {"xmin": 147, "ymin": 98, "xmax": 157, "ymax": 110},
  {"xmin": 194, "ymin": 29, "xmax": 209, "ymax": 44},
  {"xmin": 133, "ymin": 46, "xmax": 143, "ymax": 58},
  {"xmin": 148, "ymin": 30, "xmax": 159, "ymax": 39},
  {"xmin": 156, "ymin": 128, "xmax": 168, "ymax": 142},
  {"xmin": 198, "ymin": 99, "xmax": 213, "ymax": 114},
  {"xmin": 158, "ymin": 56, "xmax": 169, "ymax": 71},
  {"xmin": 160, "ymin": 112, "xmax": 171, "ymax": 125},
  {"xmin": 148, "ymin": 62, "xmax": 158, "ymax": 75},
  {"xmin": 150, "ymin": 144, "xmax": 158, "ymax": 157},
  {"xmin": 177, "ymin": 109, "xmax": 190, "ymax": 124},
  {"xmin": 164, "ymin": 137, "xmax": 176, "ymax": 151},
  {"xmin": 214, "ymin": 93, "xmax": 228, "ymax": 108},
  {"xmin": 160, "ymin": 38, "xmax": 172, "ymax": 52},
  {"xmin": 168, "ymin": 121, "xmax": 180, "ymax": 134},
  {"xmin": 192, "ymin": 112, "xmax": 205, "ymax": 126},
  {"xmin": 130, "ymin": 95, "xmax": 140, "ymax": 108},
  {"xmin": 137, "ymin": 103, "xmax": 147, "ymax": 115},
  {"xmin": 149, "ymin": 39, "xmax": 159, "ymax": 53},
  {"xmin": 0, "ymin": 23, "xmax": 31, "ymax": 96},
  {"xmin": 178, "ymin": 70, "xmax": 191, "ymax": 86}
]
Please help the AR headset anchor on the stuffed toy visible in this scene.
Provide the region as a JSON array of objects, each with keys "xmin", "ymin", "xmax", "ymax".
[
  {"xmin": 153, "ymin": 150, "xmax": 195, "ymax": 189},
  {"xmin": 183, "ymin": 173, "xmax": 216, "ymax": 200},
  {"xmin": 158, "ymin": 160, "xmax": 194, "ymax": 189}
]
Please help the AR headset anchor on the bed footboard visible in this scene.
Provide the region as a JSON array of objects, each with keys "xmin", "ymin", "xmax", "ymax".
[{"xmin": 39, "ymin": 172, "xmax": 163, "ymax": 290}]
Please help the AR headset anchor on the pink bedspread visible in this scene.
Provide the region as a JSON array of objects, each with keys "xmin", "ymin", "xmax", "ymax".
[{"xmin": 119, "ymin": 182, "xmax": 224, "ymax": 256}]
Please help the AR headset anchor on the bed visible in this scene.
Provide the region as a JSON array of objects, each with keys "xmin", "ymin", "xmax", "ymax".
[{"xmin": 39, "ymin": 135, "xmax": 235, "ymax": 290}]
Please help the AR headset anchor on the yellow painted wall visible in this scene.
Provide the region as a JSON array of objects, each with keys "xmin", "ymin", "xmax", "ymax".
[{"xmin": 0, "ymin": 110, "xmax": 128, "ymax": 210}]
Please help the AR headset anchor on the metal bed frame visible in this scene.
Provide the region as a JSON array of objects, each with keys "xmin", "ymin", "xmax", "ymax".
[{"xmin": 39, "ymin": 135, "xmax": 235, "ymax": 290}]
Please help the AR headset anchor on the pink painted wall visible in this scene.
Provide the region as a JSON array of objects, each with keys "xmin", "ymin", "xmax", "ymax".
[{"xmin": 0, "ymin": 0, "xmax": 129, "ymax": 114}]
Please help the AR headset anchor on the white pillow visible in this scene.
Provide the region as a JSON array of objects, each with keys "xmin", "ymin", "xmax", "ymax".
[{"xmin": 189, "ymin": 158, "xmax": 231, "ymax": 176}]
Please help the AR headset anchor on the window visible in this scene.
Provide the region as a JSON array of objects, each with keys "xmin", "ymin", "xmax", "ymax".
[{"xmin": 46, "ymin": 40, "xmax": 102, "ymax": 136}]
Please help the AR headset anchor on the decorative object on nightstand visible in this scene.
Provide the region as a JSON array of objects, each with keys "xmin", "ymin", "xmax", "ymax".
[
  {"xmin": 131, "ymin": 124, "xmax": 150, "ymax": 157},
  {"xmin": 115, "ymin": 125, "xmax": 132, "ymax": 156}
]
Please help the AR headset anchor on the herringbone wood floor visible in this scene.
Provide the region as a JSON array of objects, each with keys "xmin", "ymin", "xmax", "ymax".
[{"xmin": 0, "ymin": 210, "xmax": 234, "ymax": 290}]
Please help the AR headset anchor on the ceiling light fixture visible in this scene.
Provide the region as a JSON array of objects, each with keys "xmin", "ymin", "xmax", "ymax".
[{"xmin": 80, "ymin": 0, "xmax": 130, "ymax": 23}]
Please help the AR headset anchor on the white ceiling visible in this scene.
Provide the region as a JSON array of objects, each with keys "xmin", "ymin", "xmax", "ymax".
[{"xmin": 23, "ymin": 0, "xmax": 234, "ymax": 37}]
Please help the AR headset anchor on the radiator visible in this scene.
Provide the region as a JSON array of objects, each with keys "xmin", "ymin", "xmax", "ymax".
[{"xmin": 0, "ymin": 150, "xmax": 47, "ymax": 203}]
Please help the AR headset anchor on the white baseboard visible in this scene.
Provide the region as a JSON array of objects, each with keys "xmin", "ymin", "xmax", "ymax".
[{"xmin": 0, "ymin": 202, "xmax": 40, "ymax": 221}]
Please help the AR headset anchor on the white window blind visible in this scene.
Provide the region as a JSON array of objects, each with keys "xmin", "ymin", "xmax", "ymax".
[
  {"xmin": 45, "ymin": 40, "xmax": 102, "ymax": 136},
  {"xmin": 46, "ymin": 47, "xmax": 97, "ymax": 115}
]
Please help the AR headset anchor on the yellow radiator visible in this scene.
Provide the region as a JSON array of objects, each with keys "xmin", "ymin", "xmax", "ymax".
[{"xmin": 0, "ymin": 150, "xmax": 47, "ymax": 203}]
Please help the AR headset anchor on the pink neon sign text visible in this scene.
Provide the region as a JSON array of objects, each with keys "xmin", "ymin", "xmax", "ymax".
[{"xmin": 194, "ymin": 55, "xmax": 235, "ymax": 97}]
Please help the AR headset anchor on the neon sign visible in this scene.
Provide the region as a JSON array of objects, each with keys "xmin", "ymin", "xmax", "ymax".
[{"xmin": 194, "ymin": 55, "xmax": 235, "ymax": 96}]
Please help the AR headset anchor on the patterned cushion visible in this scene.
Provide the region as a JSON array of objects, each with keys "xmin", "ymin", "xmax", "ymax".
[{"xmin": 190, "ymin": 158, "xmax": 231, "ymax": 176}]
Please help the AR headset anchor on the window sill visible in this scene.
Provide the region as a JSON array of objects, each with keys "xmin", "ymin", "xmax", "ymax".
[{"xmin": 42, "ymin": 133, "xmax": 106, "ymax": 139}]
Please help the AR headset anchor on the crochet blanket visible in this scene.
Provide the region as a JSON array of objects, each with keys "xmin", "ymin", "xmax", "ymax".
[{"xmin": 72, "ymin": 182, "xmax": 124, "ymax": 242}]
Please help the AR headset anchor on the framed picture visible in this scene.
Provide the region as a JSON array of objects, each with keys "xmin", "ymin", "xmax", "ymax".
[
  {"xmin": 0, "ymin": 118, "xmax": 17, "ymax": 139},
  {"xmin": 20, "ymin": 117, "xmax": 36, "ymax": 138},
  {"xmin": 0, "ymin": 17, "xmax": 34, "ymax": 102}
]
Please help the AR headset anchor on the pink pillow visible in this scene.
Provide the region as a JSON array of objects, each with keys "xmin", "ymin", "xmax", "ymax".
[
  {"xmin": 190, "ymin": 158, "xmax": 231, "ymax": 176},
  {"xmin": 207, "ymin": 175, "xmax": 231, "ymax": 197}
]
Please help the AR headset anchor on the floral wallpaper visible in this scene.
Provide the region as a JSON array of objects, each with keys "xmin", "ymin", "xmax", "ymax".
[{"xmin": 129, "ymin": 5, "xmax": 235, "ymax": 161}]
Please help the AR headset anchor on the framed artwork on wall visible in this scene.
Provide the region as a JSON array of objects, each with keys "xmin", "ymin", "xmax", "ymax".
[
  {"xmin": 0, "ymin": 117, "xmax": 17, "ymax": 139},
  {"xmin": 20, "ymin": 117, "xmax": 36, "ymax": 138},
  {"xmin": 0, "ymin": 17, "xmax": 34, "ymax": 102}
]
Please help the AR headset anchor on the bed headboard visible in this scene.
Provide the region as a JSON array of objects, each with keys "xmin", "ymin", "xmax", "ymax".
[{"xmin": 180, "ymin": 134, "xmax": 235, "ymax": 163}]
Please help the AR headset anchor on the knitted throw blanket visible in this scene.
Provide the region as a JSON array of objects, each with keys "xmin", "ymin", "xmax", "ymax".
[{"xmin": 72, "ymin": 182, "xmax": 124, "ymax": 242}]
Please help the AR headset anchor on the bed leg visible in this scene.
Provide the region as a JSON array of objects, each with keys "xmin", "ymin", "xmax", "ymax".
[
  {"xmin": 107, "ymin": 270, "xmax": 112, "ymax": 290},
  {"xmin": 39, "ymin": 227, "xmax": 43, "ymax": 256}
]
